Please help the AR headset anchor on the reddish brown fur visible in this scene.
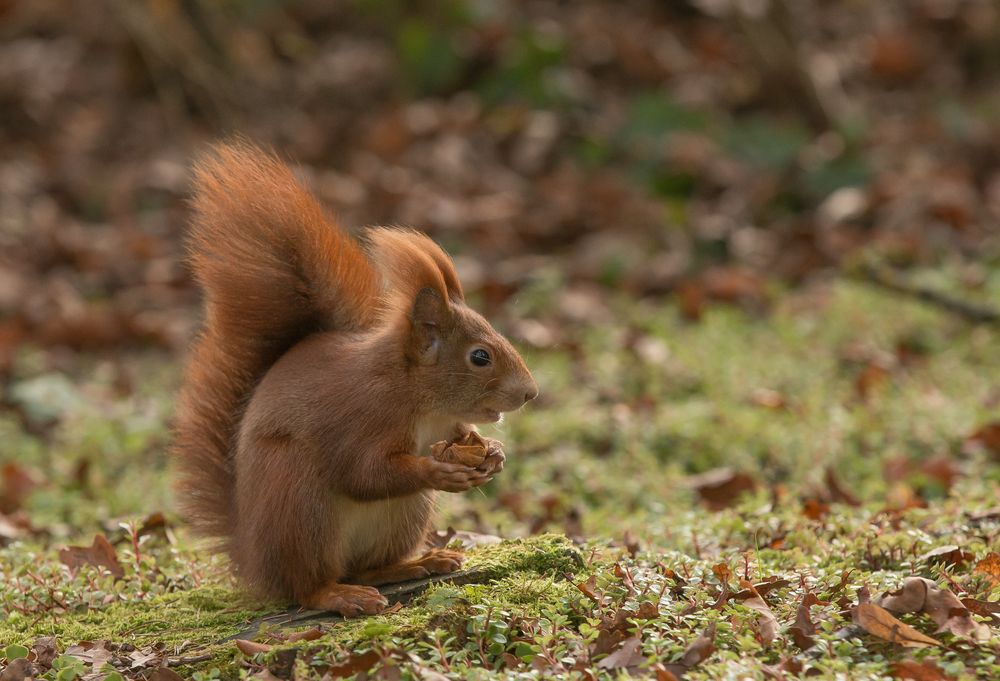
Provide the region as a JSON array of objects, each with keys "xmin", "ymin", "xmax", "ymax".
[{"xmin": 173, "ymin": 142, "xmax": 537, "ymax": 612}]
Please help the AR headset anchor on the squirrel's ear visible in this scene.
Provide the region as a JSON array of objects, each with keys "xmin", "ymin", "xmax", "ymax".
[{"xmin": 409, "ymin": 288, "xmax": 449, "ymax": 365}]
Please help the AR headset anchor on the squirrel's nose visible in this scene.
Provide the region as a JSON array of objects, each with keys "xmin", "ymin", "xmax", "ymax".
[{"xmin": 523, "ymin": 382, "xmax": 539, "ymax": 404}]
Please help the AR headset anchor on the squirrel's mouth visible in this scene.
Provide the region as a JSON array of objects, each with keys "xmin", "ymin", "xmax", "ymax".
[{"xmin": 474, "ymin": 407, "xmax": 502, "ymax": 423}]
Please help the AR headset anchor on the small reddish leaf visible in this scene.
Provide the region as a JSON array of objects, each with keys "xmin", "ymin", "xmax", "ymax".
[
  {"xmin": 58, "ymin": 534, "xmax": 124, "ymax": 579},
  {"xmin": 856, "ymin": 362, "xmax": 891, "ymax": 400}
]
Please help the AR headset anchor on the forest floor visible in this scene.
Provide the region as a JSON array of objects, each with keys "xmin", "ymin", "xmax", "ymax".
[{"xmin": 2, "ymin": 278, "xmax": 999, "ymax": 681}]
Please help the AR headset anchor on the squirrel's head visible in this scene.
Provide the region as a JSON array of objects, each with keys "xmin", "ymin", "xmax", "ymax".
[
  {"xmin": 365, "ymin": 227, "xmax": 537, "ymax": 423},
  {"xmin": 407, "ymin": 287, "xmax": 538, "ymax": 423}
]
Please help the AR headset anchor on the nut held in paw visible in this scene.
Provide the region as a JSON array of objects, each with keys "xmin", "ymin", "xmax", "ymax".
[{"xmin": 431, "ymin": 431, "xmax": 491, "ymax": 467}]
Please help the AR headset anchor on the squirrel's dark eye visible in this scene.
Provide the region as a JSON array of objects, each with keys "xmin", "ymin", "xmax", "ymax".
[{"xmin": 469, "ymin": 348, "xmax": 491, "ymax": 367}]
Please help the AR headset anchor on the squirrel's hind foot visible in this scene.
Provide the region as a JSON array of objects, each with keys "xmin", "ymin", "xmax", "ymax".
[
  {"xmin": 348, "ymin": 548, "xmax": 465, "ymax": 586},
  {"xmin": 303, "ymin": 583, "xmax": 388, "ymax": 617}
]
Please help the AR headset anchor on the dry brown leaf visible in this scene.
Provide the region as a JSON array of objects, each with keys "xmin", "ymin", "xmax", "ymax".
[
  {"xmin": 235, "ymin": 639, "xmax": 273, "ymax": 655},
  {"xmin": 575, "ymin": 575, "xmax": 601, "ymax": 603},
  {"xmin": 736, "ymin": 580, "xmax": 779, "ymax": 645},
  {"xmin": 285, "ymin": 627, "xmax": 323, "ymax": 643},
  {"xmin": 0, "ymin": 659, "xmax": 33, "ymax": 681},
  {"xmin": 732, "ymin": 578, "xmax": 791, "ymax": 600},
  {"xmin": 596, "ymin": 636, "xmax": 644, "ymax": 671},
  {"xmin": 824, "ymin": 467, "xmax": 861, "ymax": 506},
  {"xmin": 678, "ymin": 622, "xmax": 717, "ymax": 670},
  {"xmin": 856, "ymin": 362, "xmax": 891, "ymax": 400},
  {"xmin": 0, "ymin": 463, "xmax": 39, "ymax": 514},
  {"xmin": 58, "ymin": 534, "xmax": 124, "ymax": 579},
  {"xmin": 790, "ymin": 592, "xmax": 823, "ymax": 650},
  {"xmin": 889, "ymin": 660, "xmax": 955, "ymax": 681},
  {"xmin": 973, "ymin": 552, "xmax": 1000, "ymax": 588},
  {"xmin": 323, "ymin": 650, "xmax": 380, "ymax": 678},
  {"xmin": 964, "ymin": 422, "xmax": 1000, "ymax": 458},
  {"xmin": 749, "ymin": 388, "xmax": 787, "ymax": 410},
  {"xmin": 879, "ymin": 576, "xmax": 990, "ymax": 641},
  {"xmin": 147, "ymin": 668, "xmax": 186, "ymax": 681},
  {"xmin": 689, "ymin": 468, "xmax": 758, "ymax": 511},
  {"xmin": 802, "ymin": 498, "xmax": 830, "ymax": 521},
  {"xmin": 961, "ymin": 597, "xmax": 1000, "ymax": 625},
  {"xmin": 918, "ymin": 545, "xmax": 973, "ymax": 568},
  {"xmin": 853, "ymin": 603, "xmax": 940, "ymax": 648}
]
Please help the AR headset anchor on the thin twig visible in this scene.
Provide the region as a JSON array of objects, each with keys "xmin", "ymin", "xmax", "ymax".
[{"xmin": 857, "ymin": 263, "xmax": 1000, "ymax": 325}]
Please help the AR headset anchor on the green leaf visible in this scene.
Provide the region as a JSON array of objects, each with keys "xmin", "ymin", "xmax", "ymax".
[{"xmin": 3, "ymin": 644, "xmax": 28, "ymax": 660}]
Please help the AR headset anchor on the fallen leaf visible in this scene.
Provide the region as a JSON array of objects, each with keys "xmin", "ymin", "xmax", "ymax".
[
  {"xmin": 853, "ymin": 603, "xmax": 940, "ymax": 648},
  {"xmin": 0, "ymin": 658, "xmax": 33, "ymax": 681},
  {"xmin": 426, "ymin": 527, "xmax": 501, "ymax": 550},
  {"xmin": 856, "ymin": 362, "xmax": 891, "ymax": 400},
  {"xmin": 749, "ymin": 388, "xmax": 787, "ymax": 410},
  {"xmin": 58, "ymin": 534, "xmax": 124, "ymax": 579},
  {"xmin": 802, "ymin": 498, "xmax": 830, "ymax": 521},
  {"xmin": 323, "ymin": 650, "xmax": 380, "ymax": 678},
  {"xmin": 689, "ymin": 468, "xmax": 758, "ymax": 511},
  {"xmin": 964, "ymin": 422, "xmax": 1000, "ymax": 458},
  {"xmin": 285, "ymin": 627, "xmax": 323, "ymax": 643},
  {"xmin": 596, "ymin": 636, "xmax": 644, "ymax": 671},
  {"xmin": 148, "ymin": 669, "xmax": 186, "ymax": 681},
  {"xmin": 973, "ymin": 552, "xmax": 1000, "ymax": 588},
  {"xmin": 137, "ymin": 512, "xmax": 169, "ymax": 539},
  {"xmin": 127, "ymin": 644, "xmax": 168, "ymax": 670},
  {"xmin": 919, "ymin": 545, "xmax": 973, "ymax": 568},
  {"xmin": 824, "ymin": 467, "xmax": 861, "ymax": 506},
  {"xmin": 878, "ymin": 576, "xmax": 989, "ymax": 641},
  {"xmin": 669, "ymin": 622, "xmax": 717, "ymax": 676},
  {"xmin": 0, "ymin": 463, "xmax": 39, "ymax": 514},
  {"xmin": 960, "ymin": 597, "xmax": 1000, "ymax": 625},
  {"xmin": 29, "ymin": 637, "xmax": 57, "ymax": 671},
  {"xmin": 235, "ymin": 640, "xmax": 273, "ymax": 655},
  {"xmin": 889, "ymin": 660, "xmax": 955, "ymax": 681},
  {"xmin": 575, "ymin": 575, "xmax": 601, "ymax": 603},
  {"xmin": 732, "ymin": 578, "xmax": 791, "ymax": 600},
  {"xmin": 736, "ymin": 580, "xmax": 779, "ymax": 645},
  {"xmin": 790, "ymin": 592, "xmax": 823, "ymax": 650}
]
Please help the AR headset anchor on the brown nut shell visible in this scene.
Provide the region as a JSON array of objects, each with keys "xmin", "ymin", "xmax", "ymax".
[{"xmin": 430, "ymin": 431, "xmax": 491, "ymax": 467}]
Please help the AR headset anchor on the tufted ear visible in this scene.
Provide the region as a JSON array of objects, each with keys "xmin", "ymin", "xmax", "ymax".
[{"xmin": 409, "ymin": 288, "xmax": 450, "ymax": 365}]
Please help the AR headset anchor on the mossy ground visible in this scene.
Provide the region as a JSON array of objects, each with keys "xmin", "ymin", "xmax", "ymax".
[{"xmin": 2, "ymin": 279, "xmax": 999, "ymax": 679}]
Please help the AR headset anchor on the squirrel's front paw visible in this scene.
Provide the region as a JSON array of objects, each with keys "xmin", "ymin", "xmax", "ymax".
[
  {"xmin": 478, "ymin": 438, "xmax": 505, "ymax": 476},
  {"xmin": 422, "ymin": 458, "xmax": 493, "ymax": 492}
]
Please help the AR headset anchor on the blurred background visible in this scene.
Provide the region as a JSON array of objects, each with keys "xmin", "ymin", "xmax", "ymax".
[{"xmin": 1, "ymin": 0, "xmax": 999, "ymax": 535}]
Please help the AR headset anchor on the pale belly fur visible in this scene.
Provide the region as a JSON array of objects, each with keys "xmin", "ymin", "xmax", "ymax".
[{"xmin": 336, "ymin": 415, "xmax": 459, "ymax": 574}]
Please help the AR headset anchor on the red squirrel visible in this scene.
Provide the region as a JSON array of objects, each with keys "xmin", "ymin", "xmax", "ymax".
[{"xmin": 172, "ymin": 142, "xmax": 537, "ymax": 616}]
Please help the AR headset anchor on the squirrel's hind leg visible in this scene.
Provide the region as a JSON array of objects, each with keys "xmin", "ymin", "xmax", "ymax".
[
  {"xmin": 302, "ymin": 583, "xmax": 388, "ymax": 616},
  {"xmin": 347, "ymin": 548, "xmax": 464, "ymax": 586}
]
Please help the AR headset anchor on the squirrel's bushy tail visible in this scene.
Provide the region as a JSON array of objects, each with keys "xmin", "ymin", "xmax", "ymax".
[{"xmin": 172, "ymin": 142, "xmax": 380, "ymax": 539}]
